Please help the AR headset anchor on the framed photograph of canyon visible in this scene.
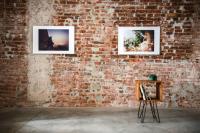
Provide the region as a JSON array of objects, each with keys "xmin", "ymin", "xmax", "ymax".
[
  {"xmin": 118, "ymin": 27, "xmax": 160, "ymax": 55},
  {"xmin": 33, "ymin": 26, "xmax": 75, "ymax": 54}
]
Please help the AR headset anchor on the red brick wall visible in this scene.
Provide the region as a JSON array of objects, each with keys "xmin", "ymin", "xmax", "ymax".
[
  {"xmin": 49, "ymin": 0, "xmax": 200, "ymax": 107},
  {"xmin": 0, "ymin": 0, "xmax": 28, "ymax": 107},
  {"xmin": 0, "ymin": 0, "xmax": 199, "ymax": 108}
]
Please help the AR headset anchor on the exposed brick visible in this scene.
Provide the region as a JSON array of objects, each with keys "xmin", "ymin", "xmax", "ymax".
[
  {"xmin": 0, "ymin": 0, "xmax": 199, "ymax": 108},
  {"xmin": 0, "ymin": 0, "xmax": 28, "ymax": 107}
]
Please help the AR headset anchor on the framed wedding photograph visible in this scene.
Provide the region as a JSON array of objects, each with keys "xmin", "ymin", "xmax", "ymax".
[
  {"xmin": 118, "ymin": 27, "xmax": 160, "ymax": 55},
  {"xmin": 33, "ymin": 26, "xmax": 75, "ymax": 54}
]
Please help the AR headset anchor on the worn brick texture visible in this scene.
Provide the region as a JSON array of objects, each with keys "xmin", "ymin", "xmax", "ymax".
[
  {"xmin": 0, "ymin": 0, "xmax": 28, "ymax": 107},
  {"xmin": 0, "ymin": 0, "xmax": 200, "ymax": 108}
]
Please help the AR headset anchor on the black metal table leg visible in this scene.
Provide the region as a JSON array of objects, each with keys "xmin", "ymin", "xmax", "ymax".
[
  {"xmin": 155, "ymin": 101, "xmax": 160, "ymax": 123},
  {"xmin": 149, "ymin": 100, "xmax": 157, "ymax": 121},
  {"xmin": 141, "ymin": 101, "xmax": 147, "ymax": 123},
  {"xmin": 138, "ymin": 101, "xmax": 141, "ymax": 118}
]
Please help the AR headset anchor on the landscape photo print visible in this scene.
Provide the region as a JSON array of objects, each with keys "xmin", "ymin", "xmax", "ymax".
[
  {"xmin": 33, "ymin": 26, "xmax": 74, "ymax": 54},
  {"xmin": 118, "ymin": 27, "xmax": 160, "ymax": 55}
]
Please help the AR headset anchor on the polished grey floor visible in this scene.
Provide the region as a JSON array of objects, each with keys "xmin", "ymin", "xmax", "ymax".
[{"xmin": 0, "ymin": 107, "xmax": 200, "ymax": 133}]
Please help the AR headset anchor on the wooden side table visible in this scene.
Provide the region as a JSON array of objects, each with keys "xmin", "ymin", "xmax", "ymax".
[
  {"xmin": 135, "ymin": 80, "xmax": 163, "ymax": 101},
  {"xmin": 135, "ymin": 80, "xmax": 163, "ymax": 123}
]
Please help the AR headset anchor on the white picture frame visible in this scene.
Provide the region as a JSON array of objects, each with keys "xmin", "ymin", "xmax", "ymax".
[
  {"xmin": 33, "ymin": 26, "xmax": 75, "ymax": 54},
  {"xmin": 118, "ymin": 26, "xmax": 160, "ymax": 55}
]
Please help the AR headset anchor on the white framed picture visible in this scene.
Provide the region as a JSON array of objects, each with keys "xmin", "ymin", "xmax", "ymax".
[
  {"xmin": 33, "ymin": 26, "xmax": 75, "ymax": 54},
  {"xmin": 118, "ymin": 27, "xmax": 160, "ymax": 55}
]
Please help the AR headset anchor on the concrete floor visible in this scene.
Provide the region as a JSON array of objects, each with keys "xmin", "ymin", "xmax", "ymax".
[{"xmin": 0, "ymin": 108, "xmax": 200, "ymax": 133}]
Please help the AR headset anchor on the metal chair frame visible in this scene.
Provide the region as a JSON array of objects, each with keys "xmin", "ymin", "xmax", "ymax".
[{"xmin": 137, "ymin": 84, "xmax": 160, "ymax": 123}]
